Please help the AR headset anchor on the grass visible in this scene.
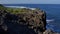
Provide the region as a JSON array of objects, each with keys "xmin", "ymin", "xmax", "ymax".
[{"xmin": 0, "ymin": 4, "xmax": 41, "ymax": 14}]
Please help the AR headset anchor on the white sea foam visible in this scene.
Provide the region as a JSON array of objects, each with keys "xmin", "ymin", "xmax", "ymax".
[
  {"xmin": 5, "ymin": 6, "xmax": 27, "ymax": 8},
  {"xmin": 46, "ymin": 19, "xmax": 54, "ymax": 23},
  {"xmin": 5, "ymin": 6, "xmax": 36, "ymax": 10},
  {"xmin": 29, "ymin": 8, "xmax": 36, "ymax": 10}
]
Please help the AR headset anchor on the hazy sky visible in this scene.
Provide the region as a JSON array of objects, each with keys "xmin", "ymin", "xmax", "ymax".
[{"xmin": 0, "ymin": 0, "xmax": 60, "ymax": 4}]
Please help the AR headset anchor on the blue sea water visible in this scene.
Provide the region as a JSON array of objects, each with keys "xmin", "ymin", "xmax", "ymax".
[{"xmin": 3, "ymin": 4, "xmax": 60, "ymax": 33}]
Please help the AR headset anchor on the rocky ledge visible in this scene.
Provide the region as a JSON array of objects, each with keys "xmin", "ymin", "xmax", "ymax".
[{"xmin": 0, "ymin": 4, "xmax": 60, "ymax": 34}]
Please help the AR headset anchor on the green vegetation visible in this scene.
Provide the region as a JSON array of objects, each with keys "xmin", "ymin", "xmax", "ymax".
[
  {"xmin": 0, "ymin": 4, "xmax": 41, "ymax": 14},
  {"xmin": 0, "ymin": 4, "xmax": 6, "ymax": 10},
  {"xmin": 6, "ymin": 8, "xmax": 31, "ymax": 14}
]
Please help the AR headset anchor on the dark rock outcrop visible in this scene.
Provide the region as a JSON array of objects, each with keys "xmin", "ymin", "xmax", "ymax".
[{"xmin": 16, "ymin": 10, "xmax": 46, "ymax": 34}]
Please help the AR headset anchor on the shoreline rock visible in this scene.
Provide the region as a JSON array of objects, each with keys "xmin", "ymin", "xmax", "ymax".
[{"xmin": 43, "ymin": 29, "xmax": 59, "ymax": 34}]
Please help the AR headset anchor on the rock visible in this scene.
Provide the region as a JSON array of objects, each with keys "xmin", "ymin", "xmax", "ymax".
[
  {"xmin": 43, "ymin": 29, "xmax": 60, "ymax": 34},
  {"xmin": 16, "ymin": 9, "xmax": 46, "ymax": 34}
]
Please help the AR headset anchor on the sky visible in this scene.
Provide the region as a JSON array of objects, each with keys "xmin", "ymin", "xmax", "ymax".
[{"xmin": 0, "ymin": 0, "xmax": 60, "ymax": 4}]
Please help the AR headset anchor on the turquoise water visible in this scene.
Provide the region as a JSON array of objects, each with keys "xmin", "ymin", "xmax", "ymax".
[{"xmin": 3, "ymin": 4, "xmax": 60, "ymax": 32}]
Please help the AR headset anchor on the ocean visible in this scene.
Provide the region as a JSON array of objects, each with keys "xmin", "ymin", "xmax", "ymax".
[{"xmin": 3, "ymin": 4, "xmax": 60, "ymax": 33}]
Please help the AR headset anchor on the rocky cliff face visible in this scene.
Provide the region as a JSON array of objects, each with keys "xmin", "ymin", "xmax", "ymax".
[
  {"xmin": 0, "ymin": 5, "xmax": 59, "ymax": 34},
  {"xmin": 0, "ymin": 9, "xmax": 46, "ymax": 34},
  {"xmin": 16, "ymin": 9, "xmax": 46, "ymax": 34}
]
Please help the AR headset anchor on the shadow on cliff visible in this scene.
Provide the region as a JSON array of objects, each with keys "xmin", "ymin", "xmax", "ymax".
[{"xmin": 0, "ymin": 11, "xmax": 36, "ymax": 34}]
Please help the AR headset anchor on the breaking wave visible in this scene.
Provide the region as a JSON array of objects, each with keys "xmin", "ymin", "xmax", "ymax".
[
  {"xmin": 46, "ymin": 19, "xmax": 55, "ymax": 23},
  {"xmin": 46, "ymin": 19, "xmax": 55, "ymax": 31},
  {"xmin": 5, "ymin": 6, "xmax": 36, "ymax": 10}
]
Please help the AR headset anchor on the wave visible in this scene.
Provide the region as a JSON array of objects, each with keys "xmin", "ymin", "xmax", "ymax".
[
  {"xmin": 46, "ymin": 19, "xmax": 55, "ymax": 31},
  {"xmin": 5, "ymin": 6, "xmax": 27, "ymax": 8},
  {"xmin": 46, "ymin": 19, "xmax": 54, "ymax": 23},
  {"xmin": 5, "ymin": 6, "xmax": 36, "ymax": 10}
]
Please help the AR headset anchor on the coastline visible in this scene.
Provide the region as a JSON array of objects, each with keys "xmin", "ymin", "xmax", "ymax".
[{"xmin": 0, "ymin": 4, "xmax": 60, "ymax": 34}]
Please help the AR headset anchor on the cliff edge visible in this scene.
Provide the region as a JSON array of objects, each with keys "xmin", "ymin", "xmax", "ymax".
[{"xmin": 0, "ymin": 4, "xmax": 59, "ymax": 34}]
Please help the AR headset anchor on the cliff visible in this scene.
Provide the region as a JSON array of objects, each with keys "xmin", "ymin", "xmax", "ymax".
[{"xmin": 0, "ymin": 4, "xmax": 59, "ymax": 34}]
